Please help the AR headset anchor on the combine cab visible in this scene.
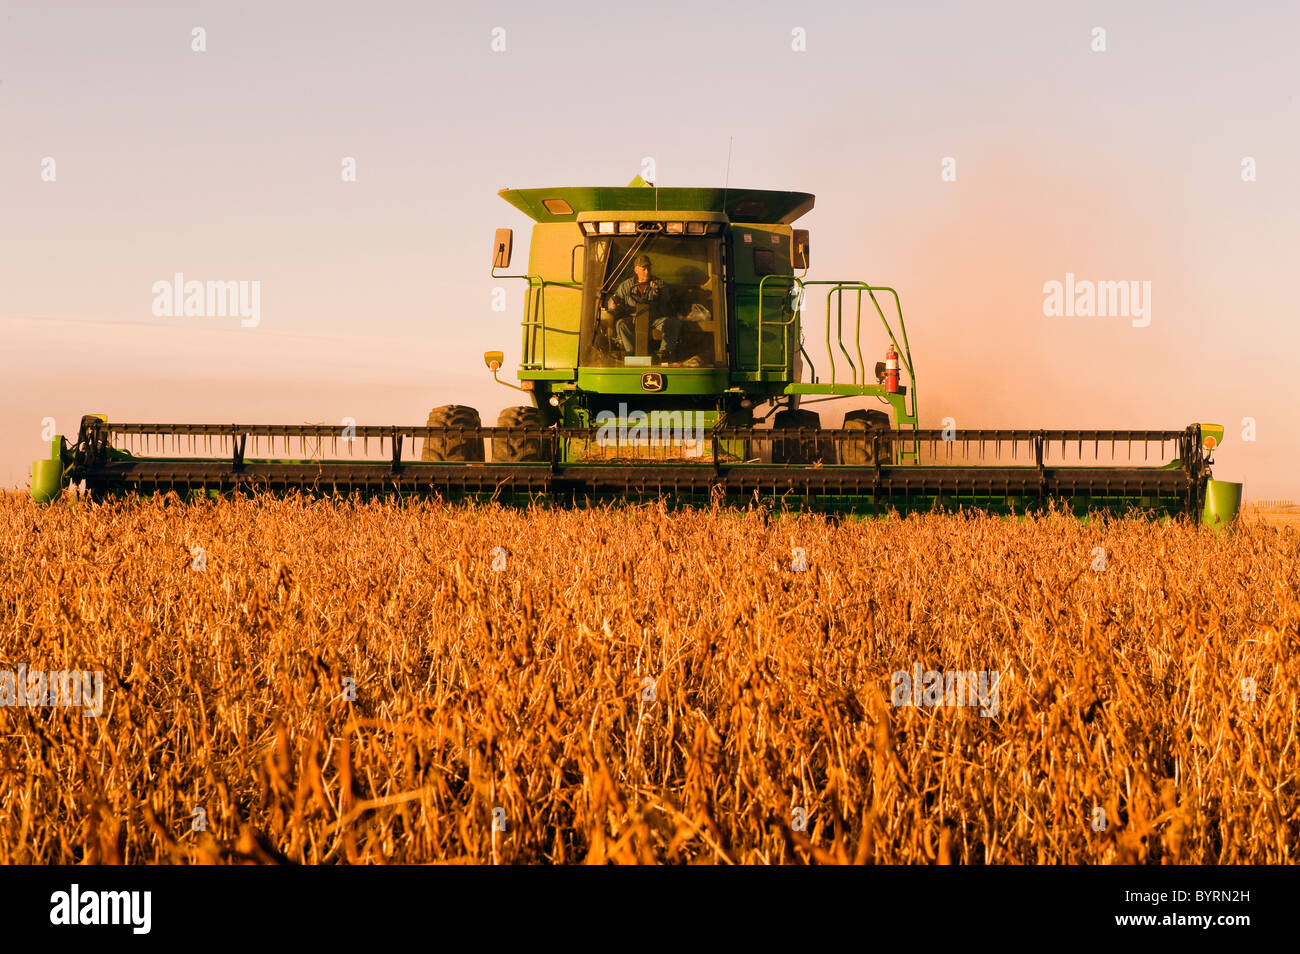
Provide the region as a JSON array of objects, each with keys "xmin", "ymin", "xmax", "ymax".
[{"xmin": 31, "ymin": 179, "xmax": 1242, "ymax": 526}]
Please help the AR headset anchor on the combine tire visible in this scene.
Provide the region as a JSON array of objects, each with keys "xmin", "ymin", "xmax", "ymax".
[
  {"xmin": 491, "ymin": 406, "xmax": 553, "ymax": 462},
  {"xmin": 840, "ymin": 409, "xmax": 893, "ymax": 465},
  {"xmin": 421, "ymin": 405, "xmax": 484, "ymax": 462},
  {"xmin": 771, "ymin": 408, "xmax": 834, "ymax": 465}
]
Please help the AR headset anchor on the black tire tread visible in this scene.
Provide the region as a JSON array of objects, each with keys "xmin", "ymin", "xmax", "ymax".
[
  {"xmin": 421, "ymin": 405, "xmax": 484, "ymax": 462},
  {"xmin": 840, "ymin": 408, "xmax": 893, "ymax": 466},
  {"xmin": 491, "ymin": 406, "xmax": 552, "ymax": 462},
  {"xmin": 771, "ymin": 408, "xmax": 833, "ymax": 465}
]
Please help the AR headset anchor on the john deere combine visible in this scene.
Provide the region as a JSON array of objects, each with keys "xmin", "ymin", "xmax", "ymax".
[{"xmin": 31, "ymin": 178, "xmax": 1242, "ymax": 524}]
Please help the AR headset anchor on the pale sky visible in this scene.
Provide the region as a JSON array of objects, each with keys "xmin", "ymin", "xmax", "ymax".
[{"xmin": 2, "ymin": 0, "xmax": 1296, "ymax": 495}]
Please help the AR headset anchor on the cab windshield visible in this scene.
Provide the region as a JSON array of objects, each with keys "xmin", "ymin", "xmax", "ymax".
[{"xmin": 579, "ymin": 233, "xmax": 725, "ymax": 368}]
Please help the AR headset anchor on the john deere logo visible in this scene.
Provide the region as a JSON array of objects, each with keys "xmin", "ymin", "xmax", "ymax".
[{"xmin": 641, "ymin": 372, "xmax": 663, "ymax": 392}]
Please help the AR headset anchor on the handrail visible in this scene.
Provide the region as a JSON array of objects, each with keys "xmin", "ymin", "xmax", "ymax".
[
  {"xmin": 517, "ymin": 275, "xmax": 580, "ymax": 369},
  {"xmin": 830, "ymin": 286, "xmax": 857, "ymax": 384},
  {"xmin": 865, "ymin": 286, "xmax": 914, "ymax": 385},
  {"xmin": 754, "ymin": 275, "xmax": 800, "ymax": 373},
  {"xmin": 755, "ymin": 277, "xmax": 916, "ymax": 399}
]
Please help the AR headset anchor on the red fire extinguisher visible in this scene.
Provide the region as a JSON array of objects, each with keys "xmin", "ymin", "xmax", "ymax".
[{"xmin": 884, "ymin": 344, "xmax": 900, "ymax": 393}]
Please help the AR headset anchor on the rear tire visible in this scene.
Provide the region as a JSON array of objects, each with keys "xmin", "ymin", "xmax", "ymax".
[
  {"xmin": 421, "ymin": 405, "xmax": 484, "ymax": 462},
  {"xmin": 491, "ymin": 406, "xmax": 552, "ymax": 462},
  {"xmin": 840, "ymin": 409, "xmax": 893, "ymax": 465},
  {"xmin": 772, "ymin": 408, "xmax": 833, "ymax": 464}
]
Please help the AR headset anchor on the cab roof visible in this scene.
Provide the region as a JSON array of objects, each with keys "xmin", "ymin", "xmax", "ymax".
[{"xmin": 499, "ymin": 185, "xmax": 815, "ymax": 225}]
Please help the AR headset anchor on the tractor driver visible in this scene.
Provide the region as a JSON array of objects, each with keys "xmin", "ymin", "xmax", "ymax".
[{"xmin": 606, "ymin": 254, "xmax": 682, "ymax": 361}]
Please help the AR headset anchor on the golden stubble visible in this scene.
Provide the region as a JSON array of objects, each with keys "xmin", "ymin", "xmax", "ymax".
[{"xmin": 0, "ymin": 494, "xmax": 1295, "ymax": 864}]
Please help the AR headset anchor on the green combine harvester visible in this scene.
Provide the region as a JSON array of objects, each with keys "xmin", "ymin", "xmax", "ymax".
[{"xmin": 31, "ymin": 178, "xmax": 1241, "ymax": 525}]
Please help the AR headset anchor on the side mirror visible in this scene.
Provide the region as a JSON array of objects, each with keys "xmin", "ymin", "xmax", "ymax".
[
  {"xmin": 484, "ymin": 350, "xmax": 504, "ymax": 371},
  {"xmin": 792, "ymin": 229, "xmax": 810, "ymax": 269},
  {"xmin": 492, "ymin": 229, "xmax": 513, "ymax": 270}
]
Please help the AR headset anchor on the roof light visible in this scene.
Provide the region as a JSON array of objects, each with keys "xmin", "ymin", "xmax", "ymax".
[
  {"xmin": 707, "ymin": 223, "xmax": 723, "ymax": 234},
  {"xmin": 598, "ymin": 222, "xmax": 615, "ymax": 234},
  {"xmin": 581, "ymin": 222, "xmax": 597, "ymax": 235},
  {"xmin": 618, "ymin": 221, "xmax": 637, "ymax": 234},
  {"xmin": 665, "ymin": 221, "xmax": 684, "ymax": 234},
  {"xmin": 686, "ymin": 221, "xmax": 706, "ymax": 235}
]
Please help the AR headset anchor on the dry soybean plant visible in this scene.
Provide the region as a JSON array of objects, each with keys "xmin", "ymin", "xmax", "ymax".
[{"xmin": 0, "ymin": 493, "xmax": 1295, "ymax": 864}]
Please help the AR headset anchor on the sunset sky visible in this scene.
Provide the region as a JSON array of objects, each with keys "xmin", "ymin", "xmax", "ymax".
[{"xmin": 2, "ymin": 0, "xmax": 1296, "ymax": 496}]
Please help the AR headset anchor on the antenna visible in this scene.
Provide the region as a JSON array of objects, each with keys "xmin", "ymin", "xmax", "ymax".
[{"xmin": 722, "ymin": 136, "xmax": 733, "ymax": 213}]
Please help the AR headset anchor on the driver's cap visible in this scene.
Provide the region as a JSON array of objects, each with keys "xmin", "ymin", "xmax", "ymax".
[{"xmin": 633, "ymin": 253, "xmax": 651, "ymax": 268}]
